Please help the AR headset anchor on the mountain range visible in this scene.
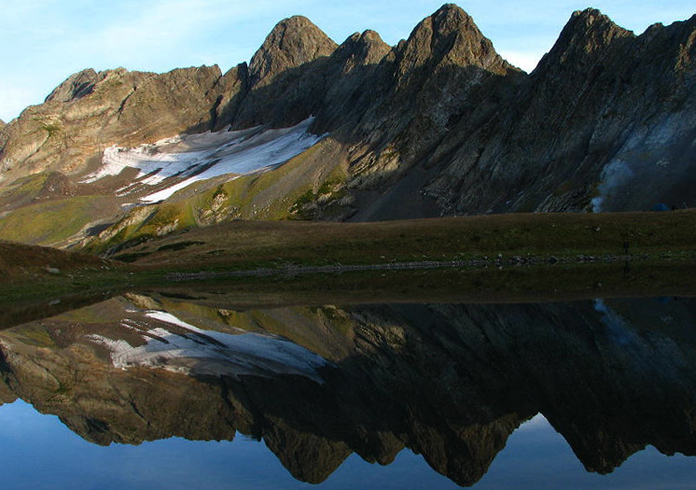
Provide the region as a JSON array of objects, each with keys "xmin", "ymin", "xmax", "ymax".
[{"xmin": 0, "ymin": 4, "xmax": 694, "ymax": 250}]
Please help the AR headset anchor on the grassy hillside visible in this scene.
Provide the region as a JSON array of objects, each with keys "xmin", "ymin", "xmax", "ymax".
[
  {"xmin": 113, "ymin": 210, "xmax": 696, "ymax": 270},
  {"xmin": 0, "ymin": 196, "xmax": 121, "ymax": 247},
  {"xmin": 0, "ymin": 240, "xmax": 134, "ymax": 327}
]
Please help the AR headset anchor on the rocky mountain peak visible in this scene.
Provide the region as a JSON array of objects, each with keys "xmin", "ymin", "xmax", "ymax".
[
  {"xmin": 536, "ymin": 8, "xmax": 634, "ymax": 71},
  {"xmin": 395, "ymin": 3, "xmax": 514, "ymax": 85},
  {"xmin": 248, "ymin": 15, "xmax": 338, "ymax": 88},
  {"xmin": 0, "ymin": 119, "xmax": 5, "ymax": 130},
  {"xmin": 334, "ymin": 30, "xmax": 391, "ymax": 71},
  {"xmin": 45, "ymin": 68, "xmax": 99, "ymax": 103}
]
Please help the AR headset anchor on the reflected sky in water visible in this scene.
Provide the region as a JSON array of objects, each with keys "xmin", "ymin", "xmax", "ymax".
[
  {"xmin": 1, "ymin": 400, "xmax": 695, "ymax": 490},
  {"xmin": 0, "ymin": 400, "xmax": 459, "ymax": 490}
]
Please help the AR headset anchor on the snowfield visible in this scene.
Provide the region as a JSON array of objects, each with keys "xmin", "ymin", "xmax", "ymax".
[
  {"xmin": 81, "ymin": 118, "xmax": 323, "ymax": 203},
  {"xmin": 87, "ymin": 310, "xmax": 329, "ymax": 383}
]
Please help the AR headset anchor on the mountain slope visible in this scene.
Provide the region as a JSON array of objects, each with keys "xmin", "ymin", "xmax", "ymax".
[
  {"xmin": 0, "ymin": 66, "xmax": 228, "ymax": 179},
  {"xmin": 424, "ymin": 9, "xmax": 696, "ymax": 214},
  {"xmin": 0, "ymin": 4, "xmax": 694, "ymax": 250}
]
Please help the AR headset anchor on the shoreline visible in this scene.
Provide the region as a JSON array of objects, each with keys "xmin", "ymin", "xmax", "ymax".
[{"xmin": 162, "ymin": 253, "xmax": 660, "ymax": 282}]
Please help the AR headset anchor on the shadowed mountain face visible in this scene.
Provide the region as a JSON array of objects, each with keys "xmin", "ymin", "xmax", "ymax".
[
  {"xmin": 1, "ymin": 294, "xmax": 695, "ymax": 486},
  {"xmin": 425, "ymin": 9, "xmax": 696, "ymax": 216},
  {"xmin": 0, "ymin": 4, "xmax": 694, "ymax": 248}
]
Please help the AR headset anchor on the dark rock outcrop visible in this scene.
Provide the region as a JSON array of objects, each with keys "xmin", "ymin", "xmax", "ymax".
[
  {"xmin": 112, "ymin": 65, "xmax": 227, "ymax": 142},
  {"xmin": 211, "ymin": 63, "xmax": 249, "ymax": 130},
  {"xmin": 45, "ymin": 68, "xmax": 100, "ymax": 103},
  {"xmin": 248, "ymin": 16, "xmax": 338, "ymax": 88},
  {"xmin": 230, "ymin": 16, "xmax": 339, "ymax": 128},
  {"xmin": 393, "ymin": 3, "xmax": 516, "ymax": 86},
  {"xmin": 311, "ymin": 30, "xmax": 392, "ymax": 133}
]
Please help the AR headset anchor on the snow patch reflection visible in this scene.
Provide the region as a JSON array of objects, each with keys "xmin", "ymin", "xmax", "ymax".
[{"xmin": 87, "ymin": 309, "xmax": 329, "ymax": 383}]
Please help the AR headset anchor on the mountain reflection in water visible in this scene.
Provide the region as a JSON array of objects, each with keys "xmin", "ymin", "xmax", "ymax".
[{"xmin": 0, "ymin": 293, "xmax": 695, "ymax": 488}]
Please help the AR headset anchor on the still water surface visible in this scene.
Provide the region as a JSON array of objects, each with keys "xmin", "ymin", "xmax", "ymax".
[
  {"xmin": 1, "ymin": 402, "xmax": 694, "ymax": 490},
  {"xmin": 0, "ymin": 292, "xmax": 694, "ymax": 489}
]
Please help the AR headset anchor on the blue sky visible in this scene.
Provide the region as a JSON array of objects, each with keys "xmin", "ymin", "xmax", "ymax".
[{"xmin": 1, "ymin": 0, "xmax": 694, "ymax": 122}]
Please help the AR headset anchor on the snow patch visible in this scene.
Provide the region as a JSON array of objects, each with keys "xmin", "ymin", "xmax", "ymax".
[
  {"xmin": 81, "ymin": 118, "xmax": 324, "ymax": 203},
  {"xmin": 88, "ymin": 309, "xmax": 329, "ymax": 383},
  {"xmin": 146, "ymin": 311, "xmax": 201, "ymax": 330},
  {"xmin": 87, "ymin": 335, "xmax": 133, "ymax": 353}
]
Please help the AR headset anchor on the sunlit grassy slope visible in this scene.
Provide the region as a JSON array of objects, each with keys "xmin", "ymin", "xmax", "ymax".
[{"xmin": 0, "ymin": 196, "xmax": 120, "ymax": 246}]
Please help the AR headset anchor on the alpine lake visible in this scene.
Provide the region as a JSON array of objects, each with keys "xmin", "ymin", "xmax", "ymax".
[{"xmin": 1, "ymin": 262, "xmax": 696, "ymax": 490}]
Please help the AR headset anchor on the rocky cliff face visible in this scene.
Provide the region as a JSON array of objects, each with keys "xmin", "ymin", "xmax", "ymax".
[
  {"xmin": 0, "ymin": 65, "xmax": 227, "ymax": 179},
  {"xmin": 0, "ymin": 4, "xmax": 694, "ymax": 248},
  {"xmin": 248, "ymin": 16, "xmax": 338, "ymax": 88},
  {"xmin": 340, "ymin": 4, "xmax": 524, "ymax": 220},
  {"xmin": 229, "ymin": 16, "xmax": 339, "ymax": 129},
  {"xmin": 424, "ymin": 9, "xmax": 696, "ymax": 215}
]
